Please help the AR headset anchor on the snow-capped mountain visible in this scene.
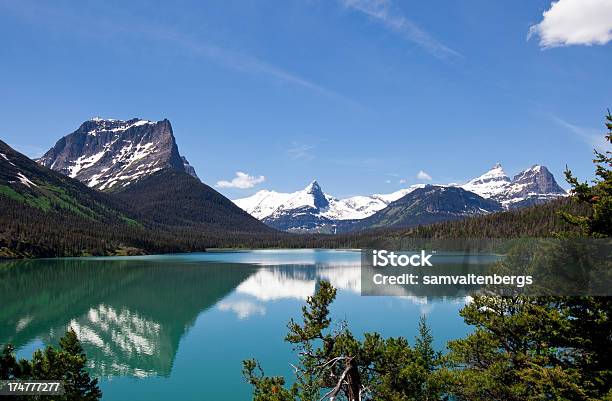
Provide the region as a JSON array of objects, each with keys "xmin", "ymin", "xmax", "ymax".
[
  {"xmin": 235, "ymin": 181, "xmax": 423, "ymax": 221},
  {"xmin": 235, "ymin": 180, "xmax": 335, "ymax": 232},
  {"xmin": 234, "ymin": 181, "xmax": 425, "ymax": 232},
  {"xmin": 502, "ymin": 165, "xmax": 567, "ymax": 207},
  {"xmin": 38, "ymin": 118, "xmax": 198, "ymax": 190},
  {"xmin": 461, "ymin": 163, "xmax": 511, "ymax": 199},
  {"xmin": 234, "ymin": 163, "xmax": 566, "ymax": 233},
  {"xmin": 460, "ymin": 163, "xmax": 566, "ymax": 208},
  {"xmin": 328, "ymin": 187, "xmax": 426, "ymax": 220}
]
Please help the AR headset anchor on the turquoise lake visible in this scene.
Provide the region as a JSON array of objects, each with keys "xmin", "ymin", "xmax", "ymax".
[{"xmin": 0, "ymin": 250, "xmax": 471, "ymax": 400}]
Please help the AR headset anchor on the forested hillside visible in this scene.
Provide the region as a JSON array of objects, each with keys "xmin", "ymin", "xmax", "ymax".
[
  {"xmin": 0, "ymin": 140, "xmax": 283, "ymax": 258},
  {"xmin": 113, "ymin": 169, "xmax": 274, "ymax": 235},
  {"xmin": 0, "ymin": 139, "xmax": 587, "ymax": 258},
  {"xmin": 311, "ymin": 197, "xmax": 586, "ymax": 249}
]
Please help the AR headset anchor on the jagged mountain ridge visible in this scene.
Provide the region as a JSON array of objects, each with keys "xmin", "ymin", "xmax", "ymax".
[
  {"xmin": 233, "ymin": 163, "xmax": 566, "ymax": 233},
  {"xmin": 460, "ymin": 163, "xmax": 567, "ymax": 208},
  {"xmin": 234, "ymin": 181, "xmax": 423, "ymax": 220},
  {"xmin": 234, "ymin": 180, "xmax": 424, "ymax": 233},
  {"xmin": 38, "ymin": 118, "xmax": 198, "ymax": 191},
  {"xmin": 34, "ymin": 118, "xmax": 568, "ymax": 235},
  {"xmin": 261, "ymin": 181, "xmax": 336, "ymax": 233}
]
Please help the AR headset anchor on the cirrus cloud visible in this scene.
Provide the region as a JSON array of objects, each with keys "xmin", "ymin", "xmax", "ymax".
[
  {"xmin": 528, "ymin": 0, "xmax": 612, "ymax": 48},
  {"xmin": 216, "ymin": 171, "xmax": 265, "ymax": 189},
  {"xmin": 340, "ymin": 0, "xmax": 462, "ymax": 60}
]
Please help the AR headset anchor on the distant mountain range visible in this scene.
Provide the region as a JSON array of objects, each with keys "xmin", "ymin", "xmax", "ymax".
[
  {"xmin": 233, "ymin": 164, "xmax": 567, "ymax": 233},
  {"xmin": 0, "ymin": 116, "xmax": 571, "ymax": 257}
]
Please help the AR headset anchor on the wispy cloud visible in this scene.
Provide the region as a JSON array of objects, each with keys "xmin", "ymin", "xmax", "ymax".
[
  {"xmin": 2, "ymin": 1, "xmax": 359, "ymax": 107},
  {"xmin": 416, "ymin": 170, "xmax": 432, "ymax": 181},
  {"xmin": 217, "ymin": 171, "xmax": 265, "ymax": 189},
  {"xmin": 340, "ymin": 0, "xmax": 462, "ymax": 60},
  {"xmin": 166, "ymin": 33, "xmax": 360, "ymax": 106},
  {"xmin": 287, "ymin": 142, "xmax": 316, "ymax": 160},
  {"xmin": 528, "ymin": 0, "xmax": 612, "ymax": 48},
  {"xmin": 551, "ymin": 115, "xmax": 611, "ymax": 151}
]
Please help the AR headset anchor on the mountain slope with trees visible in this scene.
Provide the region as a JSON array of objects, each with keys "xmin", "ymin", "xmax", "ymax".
[
  {"xmin": 0, "ymin": 135, "xmax": 586, "ymax": 257},
  {"xmin": 0, "ymin": 140, "xmax": 280, "ymax": 258},
  {"xmin": 113, "ymin": 169, "xmax": 273, "ymax": 235},
  {"xmin": 346, "ymin": 186, "xmax": 503, "ymax": 231}
]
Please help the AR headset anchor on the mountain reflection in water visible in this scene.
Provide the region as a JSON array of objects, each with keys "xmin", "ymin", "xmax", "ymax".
[{"xmin": 0, "ymin": 251, "xmax": 368, "ymax": 379}]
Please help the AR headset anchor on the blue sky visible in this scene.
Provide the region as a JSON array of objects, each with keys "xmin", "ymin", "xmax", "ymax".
[{"xmin": 1, "ymin": 0, "xmax": 611, "ymax": 198}]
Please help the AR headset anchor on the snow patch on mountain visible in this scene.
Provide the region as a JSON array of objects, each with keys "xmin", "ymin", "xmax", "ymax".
[
  {"xmin": 15, "ymin": 172, "xmax": 37, "ymax": 187},
  {"xmin": 234, "ymin": 163, "xmax": 566, "ymax": 232},
  {"xmin": 39, "ymin": 118, "xmax": 198, "ymax": 190},
  {"xmin": 86, "ymin": 118, "xmax": 156, "ymax": 136},
  {"xmin": 0, "ymin": 151, "xmax": 38, "ymax": 188},
  {"xmin": 233, "ymin": 181, "xmax": 426, "ymax": 226},
  {"xmin": 324, "ymin": 185, "xmax": 425, "ymax": 220},
  {"xmin": 459, "ymin": 163, "xmax": 566, "ymax": 208},
  {"xmin": 234, "ymin": 190, "xmax": 299, "ymax": 220},
  {"xmin": 0, "ymin": 153, "xmax": 15, "ymax": 166},
  {"xmin": 460, "ymin": 163, "xmax": 511, "ymax": 199}
]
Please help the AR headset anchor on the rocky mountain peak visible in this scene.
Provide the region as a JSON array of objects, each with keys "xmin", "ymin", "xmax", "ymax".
[
  {"xmin": 480, "ymin": 163, "xmax": 510, "ymax": 180},
  {"xmin": 460, "ymin": 163, "xmax": 566, "ymax": 208},
  {"xmin": 305, "ymin": 179, "xmax": 321, "ymax": 192},
  {"xmin": 461, "ymin": 163, "xmax": 511, "ymax": 199},
  {"xmin": 38, "ymin": 118, "xmax": 198, "ymax": 191},
  {"xmin": 507, "ymin": 165, "xmax": 566, "ymax": 201},
  {"xmin": 304, "ymin": 180, "xmax": 329, "ymax": 209}
]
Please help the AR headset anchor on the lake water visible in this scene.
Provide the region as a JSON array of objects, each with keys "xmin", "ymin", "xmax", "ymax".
[{"xmin": 0, "ymin": 250, "xmax": 471, "ymax": 400}]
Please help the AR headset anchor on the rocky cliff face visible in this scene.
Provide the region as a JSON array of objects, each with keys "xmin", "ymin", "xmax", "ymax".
[
  {"xmin": 38, "ymin": 118, "xmax": 197, "ymax": 191},
  {"xmin": 259, "ymin": 181, "xmax": 334, "ymax": 233},
  {"xmin": 501, "ymin": 165, "xmax": 567, "ymax": 208},
  {"xmin": 461, "ymin": 163, "xmax": 566, "ymax": 208},
  {"xmin": 181, "ymin": 156, "xmax": 199, "ymax": 179}
]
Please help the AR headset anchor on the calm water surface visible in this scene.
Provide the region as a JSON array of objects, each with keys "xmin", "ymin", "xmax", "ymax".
[{"xmin": 0, "ymin": 250, "xmax": 470, "ymax": 400}]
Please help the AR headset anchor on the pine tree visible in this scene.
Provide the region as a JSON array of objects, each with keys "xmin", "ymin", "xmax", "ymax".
[
  {"xmin": 243, "ymin": 282, "xmax": 448, "ymax": 401},
  {"xmin": 447, "ymin": 111, "xmax": 612, "ymax": 400},
  {"xmin": 0, "ymin": 329, "xmax": 102, "ymax": 401},
  {"xmin": 561, "ymin": 110, "xmax": 612, "ymax": 237}
]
